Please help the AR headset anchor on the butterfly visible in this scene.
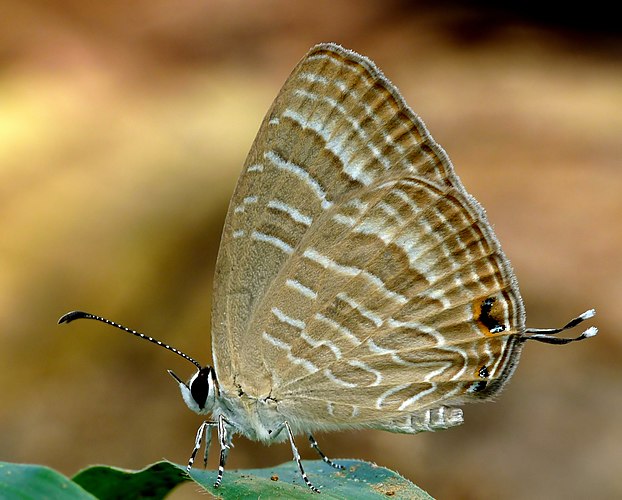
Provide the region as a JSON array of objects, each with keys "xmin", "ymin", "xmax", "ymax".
[{"xmin": 60, "ymin": 42, "xmax": 597, "ymax": 493}]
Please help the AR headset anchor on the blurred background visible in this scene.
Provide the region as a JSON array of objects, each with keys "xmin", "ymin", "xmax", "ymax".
[{"xmin": 1, "ymin": 1, "xmax": 620, "ymax": 498}]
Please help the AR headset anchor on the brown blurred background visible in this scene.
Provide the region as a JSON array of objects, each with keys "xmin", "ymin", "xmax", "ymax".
[{"xmin": 1, "ymin": 1, "xmax": 620, "ymax": 499}]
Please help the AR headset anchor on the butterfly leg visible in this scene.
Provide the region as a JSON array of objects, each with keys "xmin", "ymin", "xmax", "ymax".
[
  {"xmin": 271, "ymin": 421, "xmax": 320, "ymax": 493},
  {"xmin": 187, "ymin": 420, "xmax": 218, "ymax": 471},
  {"xmin": 309, "ymin": 434, "xmax": 345, "ymax": 470},
  {"xmin": 214, "ymin": 414, "xmax": 233, "ymax": 488},
  {"xmin": 202, "ymin": 421, "xmax": 213, "ymax": 468}
]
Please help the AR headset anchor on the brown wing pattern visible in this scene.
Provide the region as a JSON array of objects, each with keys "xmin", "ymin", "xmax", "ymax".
[{"xmin": 211, "ymin": 43, "xmax": 524, "ymax": 427}]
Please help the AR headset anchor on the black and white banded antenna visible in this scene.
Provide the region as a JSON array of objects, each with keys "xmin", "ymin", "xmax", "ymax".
[
  {"xmin": 522, "ymin": 309, "xmax": 598, "ymax": 345},
  {"xmin": 58, "ymin": 310, "xmax": 203, "ymax": 370}
]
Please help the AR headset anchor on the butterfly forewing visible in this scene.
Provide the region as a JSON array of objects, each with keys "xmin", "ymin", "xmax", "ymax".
[{"xmin": 211, "ymin": 43, "xmax": 525, "ymax": 427}]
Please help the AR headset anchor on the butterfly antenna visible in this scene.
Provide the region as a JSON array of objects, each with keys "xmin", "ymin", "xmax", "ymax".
[
  {"xmin": 58, "ymin": 310, "xmax": 202, "ymax": 369},
  {"xmin": 523, "ymin": 309, "xmax": 598, "ymax": 345}
]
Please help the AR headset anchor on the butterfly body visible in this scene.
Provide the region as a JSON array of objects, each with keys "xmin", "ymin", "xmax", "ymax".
[{"xmin": 215, "ymin": 392, "xmax": 286, "ymax": 443}]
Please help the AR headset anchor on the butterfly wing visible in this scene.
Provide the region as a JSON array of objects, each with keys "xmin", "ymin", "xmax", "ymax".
[
  {"xmin": 211, "ymin": 43, "xmax": 525, "ymax": 428},
  {"xmin": 262, "ymin": 176, "xmax": 524, "ymax": 430}
]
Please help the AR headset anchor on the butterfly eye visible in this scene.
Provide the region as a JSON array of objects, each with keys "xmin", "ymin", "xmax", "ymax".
[{"xmin": 189, "ymin": 367, "xmax": 215, "ymax": 410}]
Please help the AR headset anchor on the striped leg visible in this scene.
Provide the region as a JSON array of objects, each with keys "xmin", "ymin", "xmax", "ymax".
[
  {"xmin": 203, "ymin": 421, "xmax": 213, "ymax": 468},
  {"xmin": 309, "ymin": 434, "xmax": 345, "ymax": 470},
  {"xmin": 187, "ymin": 420, "xmax": 217, "ymax": 471},
  {"xmin": 281, "ymin": 421, "xmax": 320, "ymax": 493},
  {"xmin": 213, "ymin": 414, "xmax": 232, "ymax": 488}
]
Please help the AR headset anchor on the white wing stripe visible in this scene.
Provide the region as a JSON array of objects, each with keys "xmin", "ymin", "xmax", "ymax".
[
  {"xmin": 376, "ymin": 383, "xmax": 411, "ymax": 409},
  {"xmin": 233, "ymin": 195, "xmax": 258, "ymax": 213},
  {"xmin": 348, "ymin": 359, "xmax": 382, "ymax": 386},
  {"xmin": 337, "ymin": 292, "xmax": 383, "ymax": 327},
  {"xmin": 301, "ymin": 331, "xmax": 342, "ymax": 360},
  {"xmin": 398, "ymin": 385, "xmax": 437, "ymax": 411},
  {"xmin": 313, "ymin": 313, "xmax": 361, "ymax": 345},
  {"xmin": 271, "ymin": 307, "xmax": 306, "ymax": 330},
  {"xmin": 267, "ymin": 199, "xmax": 313, "ymax": 226},
  {"xmin": 251, "ymin": 231, "xmax": 294, "ymax": 255},
  {"xmin": 285, "ymin": 279, "xmax": 318, "ymax": 300},
  {"xmin": 324, "ymin": 368, "xmax": 357, "ymax": 388},
  {"xmin": 366, "ymin": 338, "xmax": 415, "ymax": 367},
  {"xmin": 264, "ymin": 149, "xmax": 333, "ymax": 210},
  {"xmin": 281, "ymin": 108, "xmax": 373, "ymax": 186},
  {"xmin": 262, "ymin": 332, "xmax": 318, "ymax": 374},
  {"xmin": 304, "ymin": 248, "xmax": 407, "ymax": 304}
]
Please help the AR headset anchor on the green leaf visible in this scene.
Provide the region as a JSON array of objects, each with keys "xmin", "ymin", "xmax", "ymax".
[
  {"xmin": 72, "ymin": 462, "xmax": 190, "ymax": 500},
  {"xmin": 0, "ymin": 462, "xmax": 96, "ymax": 500},
  {"xmin": 182, "ymin": 459, "xmax": 433, "ymax": 499},
  {"xmin": 2, "ymin": 460, "xmax": 432, "ymax": 499}
]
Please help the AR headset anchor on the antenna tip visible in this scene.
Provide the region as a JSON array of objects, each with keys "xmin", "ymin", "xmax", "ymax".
[
  {"xmin": 583, "ymin": 326, "xmax": 598, "ymax": 338},
  {"xmin": 58, "ymin": 310, "xmax": 89, "ymax": 324},
  {"xmin": 581, "ymin": 309, "xmax": 596, "ymax": 320}
]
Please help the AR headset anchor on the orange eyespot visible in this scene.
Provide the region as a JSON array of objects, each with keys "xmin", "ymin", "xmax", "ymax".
[{"xmin": 474, "ymin": 296, "xmax": 506, "ymax": 336}]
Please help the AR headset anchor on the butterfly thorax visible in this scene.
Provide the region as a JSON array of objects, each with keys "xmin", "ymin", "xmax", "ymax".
[{"xmin": 213, "ymin": 389, "xmax": 290, "ymax": 443}]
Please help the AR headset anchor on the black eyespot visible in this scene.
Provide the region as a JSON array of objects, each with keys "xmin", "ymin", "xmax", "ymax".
[
  {"xmin": 479, "ymin": 297, "xmax": 506, "ymax": 333},
  {"xmin": 190, "ymin": 367, "xmax": 212, "ymax": 409},
  {"xmin": 471, "ymin": 365, "xmax": 490, "ymax": 393}
]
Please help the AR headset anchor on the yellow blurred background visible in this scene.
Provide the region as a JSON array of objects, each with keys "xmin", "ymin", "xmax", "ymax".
[{"xmin": 1, "ymin": 1, "xmax": 620, "ymax": 498}]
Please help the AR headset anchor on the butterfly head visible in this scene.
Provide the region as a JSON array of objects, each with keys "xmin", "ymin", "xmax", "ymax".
[{"xmin": 168, "ymin": 366, "xmax": 217, "ymax": 415}]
